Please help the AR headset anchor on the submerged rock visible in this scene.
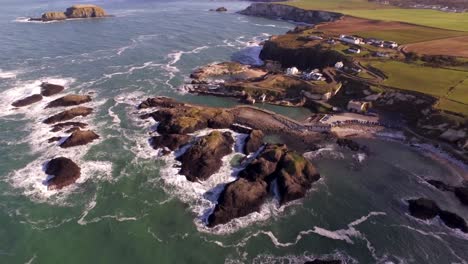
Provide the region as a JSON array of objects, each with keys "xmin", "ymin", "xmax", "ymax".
[
  {"xmin": 50, "ymin": 122, "xmax": 88, "ymax": 132},
  {"xmin": 41, "ymin": 82, "xmax": 64, "ymax": 96},
  {"xmin": 11, "ymin": 94, "xmax": 42, "ymax": 107},
  {"xmin": 46, "ymin": 94, "xmax": 91, "ymax": 108},
  {"xmin": 407, "ymin": 198, "xmax": 440, "ymax": 220},
  {"xmin": 60, "ymin": 130, "xmax": 99, "ymax": 148},
  {"xmin": 207, "ymin": 178, "xmax": 268, "ymax": 227},
  {"xmin": 455, "ymin": 186, "xmax": 468, "ymax": 206},
  {"xmin": 178, "ymin": 131, "xmax": 234, "ymax": 181},
  {"xmin": 43, "ymin": 107, "xmax": 93, "ymax": 124},
  {"xmin": 45, "ymin": 157, "xmax": 81, "ymax": 190},
  {"xmin": 244, "ymin": 129, "xmax": 264, "ymax": 154},
  {"xmin": 150, "ymin": 134, "xmax": 191, "ymax": 151},
  {"xmin": 439, "ymin": 210, "xmax": 468, "ymax": 233}
]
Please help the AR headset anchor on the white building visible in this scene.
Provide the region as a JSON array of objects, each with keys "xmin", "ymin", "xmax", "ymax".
[
  {"xmin": 384, "ymin": 41, "xmax": 398, "ymax": 49},
  {"xmin": 348, "ymin": 48, "xmax": 361, "ymax": 54},
  {"xmin": 286, "ymin": 67, "xmax": 299, "ymax": 75},
  {"xmin": 339, "ymin": 35, "xmax": 362, "ymax": 45},
  {"xmin": 335, "ymin": 61, "xmax": 344, "ymax": 69}
]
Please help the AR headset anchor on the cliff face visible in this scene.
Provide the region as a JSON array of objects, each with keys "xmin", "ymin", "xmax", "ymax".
[
  {"xmin": 239, "ymin": 3, "xmax": 342, "ymax": 24},
  {"xmin": 65, "ymin": 5, "xmax": 107, "ymax": 18},
  {"xmin": 260, "ymin": 38, "xmax": 349, "ymax": 70}
]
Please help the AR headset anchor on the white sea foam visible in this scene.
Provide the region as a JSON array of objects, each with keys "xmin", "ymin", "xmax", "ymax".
[
  {"xmin": 304, "ymin": 144, "xmax": 345, "ymax": 160},
  {"xmin": 0, "ymin": 69, "xmax": 20, "ymax": 79},
  {"xmin": 0, "ymin": 77, "xmax": 75, "ymax": 118}
]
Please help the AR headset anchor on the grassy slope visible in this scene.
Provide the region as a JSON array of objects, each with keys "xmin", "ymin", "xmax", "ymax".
[
  {"xmin": 284, "ymin": 0, "xmax": 468, "ymax": 32},
  {"xmin": 369, "ymin": 61, "xmax": 468, "ymax": 114}
]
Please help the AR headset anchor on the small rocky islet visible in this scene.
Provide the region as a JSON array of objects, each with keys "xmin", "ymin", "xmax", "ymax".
[{"xmin": 29, "ymin": 5, "xmax": 109, "ymax": 22}]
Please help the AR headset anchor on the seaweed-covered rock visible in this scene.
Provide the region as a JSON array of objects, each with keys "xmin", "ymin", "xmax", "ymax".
[
  {"xmin": 11, "ymin": 94, "xmax": 43, "ymax": 107},
  {"xmin": 60, "ymin": 130, "xmax": 99, "ymax": 148},
  {"xmin": 207, "ymin": 178, "xmax": 268, "ymax": 227},
  {"xmin": 43, "ymin": 107, "xmax": 93, "ymax": 124},
  {"xmin": 178, "ymin": 131, "xmax": 234, "ymax": 181},
  {"xmin": 41, "ymin": 82, "xmax": 64, "ymax": 96},
  {"xmin": 45, "ymin": 157, "xmax": 81, "ymax": 190},
  {"xmin": 46, "ymin": 94, "xmax": 91, "ymax": 108},
  {"xmin": 407, "ymin": 198, "xmax": 440, "ymax": 220},
  {"xmin": 244, "ymin": 129, "xmax": 264, "ymax": 154},
  {"xmin": 150, "ymin": 134, "xmax": 191, "ymax": 151},
  {"xmin": 276, "ymin": 151, "xmax": 321, "ymax": 204}
]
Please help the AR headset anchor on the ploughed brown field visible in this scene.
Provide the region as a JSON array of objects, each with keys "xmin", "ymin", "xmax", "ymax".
[{"xmin": 403, "ymin": 36, "xmax": 468, "ymax": 58}]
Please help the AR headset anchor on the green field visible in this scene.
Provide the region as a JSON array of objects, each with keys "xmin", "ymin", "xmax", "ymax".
[
  {"xmin": 369, "ymin": 61, "xmax": 468, "ymax": 114},
  {"xmin": 284, "ymin": 0, "xmax": 468, "ymax": 32}
]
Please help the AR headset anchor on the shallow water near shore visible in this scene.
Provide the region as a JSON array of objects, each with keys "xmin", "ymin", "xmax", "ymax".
[{"xmin": 1, "ymin": 0, "xmax": 467, "ymax": 263}]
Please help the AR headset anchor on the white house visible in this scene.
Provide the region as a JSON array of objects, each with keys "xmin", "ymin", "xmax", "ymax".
[
  {"xmin": 335, "ymin": 61, "xmax": 344, "ymax": 69},
  {"xmin": 286, "ymin": 67, "xmax": 299, "ymax": 75},
  {"xmin": 305, "ymin": 71, "xmax": 324, "ymax": 81},
  {"xmin": 384, "ymin": 41, "xmax": 398, "ymax": 49},
  {"xmin": 348, "ymin": 48, "xmax": 361, "ymax": 54},
  {"xmin": 339, "ymin": 35, "xmax": 362, "ymax": 45}
]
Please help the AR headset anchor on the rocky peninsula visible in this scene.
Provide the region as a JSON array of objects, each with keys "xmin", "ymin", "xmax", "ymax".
[{"xmin": 29, "ymin": 5, "xmax": 109, "ymax": 22}]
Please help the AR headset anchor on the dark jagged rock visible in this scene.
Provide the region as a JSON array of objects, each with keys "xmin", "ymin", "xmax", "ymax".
[
  {"xmin": 11, "ymin": 94, "xmax": 43, "ymax": 107},
  {"xmin": 48, "ymin": 136, "xmax": 62, "ymax": 143},
  {"xmin": 244, "ymin": 129, "xmax": 264, "ymax": 154},
  {"xmin": 407, "ymin": 198, "xmax": 440, "ymax": 220},
  {"xmin": 426, "ymin": 179, "xmax": 455, "ymax": 192},
  {"xmin": 239, "ymin": 144, "xmax": 287, "ymax": 182},
  {"xmin": 50, "ymin": 122, "xmax": 88, "ymax": 132},
  {"xmin": 207, "ymin": 178, "xmax": 268, "ymax": 227},
  {"xmin": 454, "ymin": 186, "xmax": 468, "ymax": 206},
  {"xmin": 43, "ymin": 107, "xmax": 93, "ymax": 124},
  {"xmin": 45, "ymin": 157, "xmax": 81, "ymax": 190},
  {"xmin": 276, "ymin": 151, "xmax": 321, "ymax": 204},
  {"xmin": 305, "ymin": 260, "xmax": 342, "ymax": 264},
  {"xmin": 138, "ymin": 97, "xmax": 184, "ymax": 109},
  {"xmin": 46, "ymin": 94, "xmax": 91, "ymax": 108},
  {"xmin": 60, "ymin": 130, "xmax": 99, "ymax": 148},
  {"xmin": 336, "ymin": 138, "xmax": 368, "ymax": 152},
  {"xmin": 439, "ymin": 210, "xmax": 468, "ymax": 233},
  {"xmin": 150, "ymin": 134, "xmax": 191, "ymax": 151},
  {"xmin": 40, "ymin": 82, "xmax": 64, "ymax": 97},
  {"xmin": 178, "ymin": 131, "xmax": 234, "ymax": 181}
]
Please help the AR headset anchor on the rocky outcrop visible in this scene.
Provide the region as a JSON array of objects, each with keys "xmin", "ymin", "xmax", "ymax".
[
  {"xmin": 41, "ymin": 12, "xmax": 67, "ymax": 21},
  {"xmin": 336, "ymin": 138, "xmax": 368, "ymax": 152},
  {"xmin": 276, "ymin": 151, "xmax": 321, "ymax": 204},
  {"xmin": 407, "ymin": 198, "xmax": 440, "ymax": 220},
  {"xmin": 407, "ymin": 198, "xmax": 467, "ymax": 233},
  {"xmin": 150, "ymin": 134, "xmax": 191, "ymax": 151},
  {"xmin": 65, "ymin": 5, "xmax": 107, "ymax": 19},
  {"xmin": 208, "ymin": 178, "xmax": 268, "ymax": 227},
  {"xmin": 60, "ymin": 130, "xmax": 99, "ymax": 148},
  {"xmin": 209, "ymin": 144, "xmax": 321, "ymax": 226},
  {"xmin": 178, "ymin": 131, "xmax": 234, "ymax": 181},
  {"xmin": 244, "ymin": 129, "xmax": 264, "ymax": 154},
  {"xmin": 43, "ymin": 107, "xmax": 93, "ymax": 124},
  {"xmin": 45, "ymin": 157, "xmax": 81, "ymax": 190},
  {"xmin": 152, "ymin": 106, "xmax": 234, "ymax": 135},
  {"xmin": 41, "ymin": 82, "xmax": 64, "ymax": 96},
  {"xmin": 455, "ymin": 186, "xmax": 468, "ymax": 206},
  {"xmin": 46, "ymin": 94, "xmax": 91, "ymax": 108},
  {"xmin": 32, "ymin": 5, "xmax": 108, "ymax": 22},
  {"xmin": 138, "ymin": 97, "xmax": 184, "ymax": 109},
  {"xmin": 11, "ymin": 94, "xmax": 42, "ymax": 107},
  {"xmin": 239, "ymin": 3, "xmax": 342, "ymax": 24},
  {"xmin": 211, "ymin": 7, "xmax": 227, "ymax": 12}
]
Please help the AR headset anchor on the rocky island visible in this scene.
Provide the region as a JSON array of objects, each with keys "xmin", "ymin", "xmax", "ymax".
[{"xmin": 29, "ymin": 5, "xmax": 109, "ymax": 22}]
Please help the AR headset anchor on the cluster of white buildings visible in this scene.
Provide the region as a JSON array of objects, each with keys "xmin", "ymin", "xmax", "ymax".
[
  {"xmin": 285, "ymin": 67, "xmax": 326, "ymax": 81},
  {"xmin": 338, "ymin": 34, "xmax": 399, "ymax": 51}
]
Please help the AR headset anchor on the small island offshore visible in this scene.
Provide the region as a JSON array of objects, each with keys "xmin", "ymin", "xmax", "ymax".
[{"xmin": 29, "ymin": 5, "xmax": 109, "ymax": 22}]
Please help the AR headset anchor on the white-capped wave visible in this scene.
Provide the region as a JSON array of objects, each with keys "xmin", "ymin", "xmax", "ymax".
[{"xmin": 0, "ymin": 69, "xmax": 20, "ymax": 79}]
